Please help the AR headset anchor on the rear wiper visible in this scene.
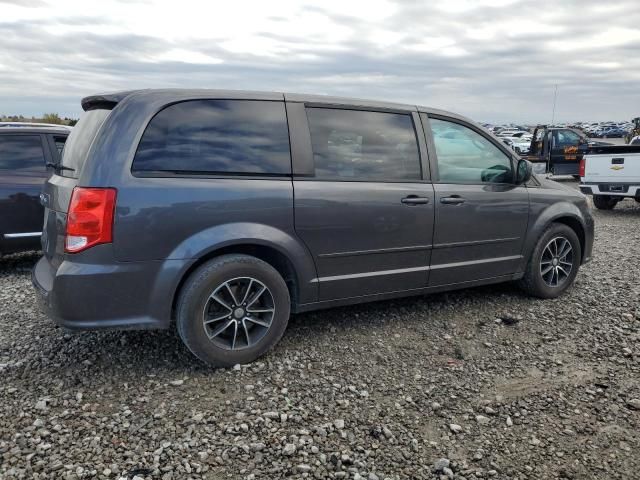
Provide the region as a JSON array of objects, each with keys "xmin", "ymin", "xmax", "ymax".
[{"xmin": 46, "ymin": 162, "xmax": 75, "ymax": 172}]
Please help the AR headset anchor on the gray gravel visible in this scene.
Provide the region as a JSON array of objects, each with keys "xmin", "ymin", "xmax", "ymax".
[{"xmin": 1, "ymin": 182, "xmax": 639, "ymax": 480}]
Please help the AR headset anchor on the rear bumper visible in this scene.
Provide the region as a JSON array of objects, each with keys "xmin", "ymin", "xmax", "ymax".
[
  {"xmin": 32, "ymin": 250, "xmax": 188, "ymax": 330},
  {"xmin": 579, "ymin": 183, "xmax": 640, "ymax": 198}
]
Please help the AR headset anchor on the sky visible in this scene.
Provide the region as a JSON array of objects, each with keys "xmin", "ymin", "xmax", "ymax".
[{"xmin": 0, "ymin": 0, "xmax": 639, "ymax": 123}]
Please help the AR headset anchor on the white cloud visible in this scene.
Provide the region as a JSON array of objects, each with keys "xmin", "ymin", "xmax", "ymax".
[{"xmin": 0, "ymin": 0, "xmax": 639, "ymax": 122}]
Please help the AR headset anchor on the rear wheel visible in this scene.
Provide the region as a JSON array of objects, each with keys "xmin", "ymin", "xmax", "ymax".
[
  {"xmin": 176, "ymin": 254, "xmax": 290, "ymax": 366},
  {"xmin": 518, "ymin": 223, "xmax": 581, "ymax": 299},
  {"xmin": 593, "ymin": 195, "xmax": 618, "ymax": 210}
]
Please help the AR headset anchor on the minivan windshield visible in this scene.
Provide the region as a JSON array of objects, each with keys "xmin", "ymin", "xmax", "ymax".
[{"xmin": 59, "ymin": 108, "xmax": 111, "ymax": 178}]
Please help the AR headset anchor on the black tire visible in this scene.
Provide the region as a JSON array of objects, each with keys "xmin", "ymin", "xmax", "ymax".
[
  {"xmin": 518, "ymin": 223, "xmax": 581, "ymax": 299},
  {"xmin": 176, "ymin": 254, "xmax": 290, "ymax": 366},
  {"xmin": 593, "ymin": 195, "xmax": 618, "ymax": 210}
]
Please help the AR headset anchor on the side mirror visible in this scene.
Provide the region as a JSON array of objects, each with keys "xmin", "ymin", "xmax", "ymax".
[{"xmin": 516, "ymin": 158, "xmax": 533, "ymax": 184}]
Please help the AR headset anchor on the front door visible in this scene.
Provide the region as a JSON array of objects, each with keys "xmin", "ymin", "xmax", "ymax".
[
  {"xmin": 423, "ymin": 115, "xmax": 530, "ymax": 287},
  {"xmin": 550, "ymin": 129, "xmax": 583, "ymax": 175},
  {"xmin": 293, "ymin": 106, "xmax": 435, "ymax": 301}
]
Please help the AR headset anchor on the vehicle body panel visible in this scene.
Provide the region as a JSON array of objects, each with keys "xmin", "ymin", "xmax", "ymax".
[{"xmin": 429, "ymin": 183, "xmax": 530, "ymax": 285}]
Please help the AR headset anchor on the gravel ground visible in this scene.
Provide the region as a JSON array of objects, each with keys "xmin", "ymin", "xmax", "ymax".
[{"xmin": 1, "ymin": 182, "xmax": 639, "ymax": 480}]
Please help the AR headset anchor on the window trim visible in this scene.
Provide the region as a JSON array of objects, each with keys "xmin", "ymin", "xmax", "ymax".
[
  {"xmin": 130, "ymin": 99, "xmax": 293, "ymax": 178},
  {"xmin": 423, "ymin": 114, "xmax": 517, "ymax": 186},
  {"xmin": 45, "ymin": 133, "xmax": 68, "ymax": 165},
  {"xmin": 297, "ymin": 105, "xmax": 427, "ymax": 183}
]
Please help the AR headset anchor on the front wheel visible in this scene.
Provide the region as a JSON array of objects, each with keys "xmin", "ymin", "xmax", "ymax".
[
  {"xmin": 518, "ymin": 224, "xmax": 581, "ymax": 299},
  {"xmin": 593, "ymin": 195, "xmax": 618, "ymax": 210},
  {"xmin": 176, "ymin": 254, "xmax": 291, "ymax": 366}
]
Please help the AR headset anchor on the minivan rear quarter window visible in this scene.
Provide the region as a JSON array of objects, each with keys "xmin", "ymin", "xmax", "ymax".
[
  {"xmin": 306, "ymin": 108, "xmax": 421, "ymax": 181},
  {"xmin": 133, "ymin": 100, "xmax": 291, "ymax": 175},
  {"xmin": 60, "ymin": 109, "xmax": 111, "ymax": 178}
]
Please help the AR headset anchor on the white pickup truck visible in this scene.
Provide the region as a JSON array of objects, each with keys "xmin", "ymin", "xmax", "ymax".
[{"xmin": 579, "ymin": 145, "xmax": 640, "ymax": 209}]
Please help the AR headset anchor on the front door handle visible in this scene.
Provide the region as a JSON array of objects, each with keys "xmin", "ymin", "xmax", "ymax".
[
  {"xmin": 401, "ymin": 196, "xmax": 430, "ymax": 205},
  {"xmin": 440, "ymin": 196, "xmax": 465, "ymax": 205}
]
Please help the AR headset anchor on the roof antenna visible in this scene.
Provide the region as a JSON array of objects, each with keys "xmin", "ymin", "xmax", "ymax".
[{"xmin": 551, "ymin": 84, "xmax": 558, "ymax": 126}]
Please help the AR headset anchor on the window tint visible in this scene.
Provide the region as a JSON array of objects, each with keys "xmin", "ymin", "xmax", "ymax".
[
  {"xmin": 430, "ymin": 118, "xmax": 512, "ymax": 184},
  {"xmin": 133, "ymin": 100, "xmax": 291, "ymax": 175},
  {"xmin": 60, "ymin": 109, "xmax": 111, "ymax": 178},
  {"xmin": 306, "ymin": 108, "xmax": 421, "ymax": 181},
  {"xmin": 0, "ymin": 135, "xmax": 45, "ymax": 173},
  {"xmin": 555, "ymin": 130, "xmax": 581, "ymax": 147}
]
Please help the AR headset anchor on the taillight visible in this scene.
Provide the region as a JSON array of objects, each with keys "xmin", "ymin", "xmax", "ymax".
[
  {"xmin": 65, "ymin": 187, "xmax": 117, "ymax": 253},
  {"xmin": 579, "ymin": 158, "xmax": 586, "ymax": 178}
]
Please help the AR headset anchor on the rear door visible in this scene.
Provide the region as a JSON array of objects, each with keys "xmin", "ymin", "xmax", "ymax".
[
  {"xmin": 423, "ymin": 114, "xmax": 530, "ymax": 287},
  {"xmin": 289, "ymin": 103, "xmax": 435, "ymax": 301},
  {"xmin": 0, "ymin": 133, "xmax": 49, "ymax": 252}
]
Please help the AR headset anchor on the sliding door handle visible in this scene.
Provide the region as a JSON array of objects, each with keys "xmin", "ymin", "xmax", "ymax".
[
  {"xmin": 440, "ymin": 196, "xmax": 465, "ymax": 205},
  {"xmin": 401, "ymin": 196, "xmax": 430, "ymax": 205}
]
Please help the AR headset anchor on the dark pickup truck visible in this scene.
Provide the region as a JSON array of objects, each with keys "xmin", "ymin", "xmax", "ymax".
[
  {"xmin": 525, "ymin": 125, "xmax": 640, "ymax": 177},
  {"xmin": 0, "ymin": 125, "xmax": 70, "ymax": 255},
  {"xmin": 525, "ymin": 126, "xmax": 593, "ymax": 176}
]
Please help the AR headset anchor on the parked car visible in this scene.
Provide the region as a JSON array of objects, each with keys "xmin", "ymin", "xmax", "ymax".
[
  {"xmin": 504, "ymin": 136, "xmax": 531, "ymax": 154},
  {"xmin": 33, "ymin": 89, "xmax": 594, "ymax": 366},
  {"xmin": 0, "ymin": 125, "xmax": 69, "ymax": 255},
  {"xmin": 579, "ymin": 144, "xmax": 640, "ymax": 209}
]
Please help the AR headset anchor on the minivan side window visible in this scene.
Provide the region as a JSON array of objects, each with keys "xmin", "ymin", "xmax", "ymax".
[
  {"xmin": 133, "ymin": 100, "xmax": 291, "ymax": 175},
  {"xmin": 306, "ymin": 108, "xmax": 421, "ymax": 181},
  {"xmin": 429, "ymin": 118, "xmax": 513, "ymax": 184},
  {"xmin": 0, "ymin": 135, "xmax": 46, "ymax": 174}
]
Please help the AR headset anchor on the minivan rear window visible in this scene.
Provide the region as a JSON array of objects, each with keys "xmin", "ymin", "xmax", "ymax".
[
  {"xmin": 59, "ymin": 109, "xmax": 111, "ymax": 178},
  {"xmin": 132, "ymin": 100, "xmax": 291, "ymax": 175}
]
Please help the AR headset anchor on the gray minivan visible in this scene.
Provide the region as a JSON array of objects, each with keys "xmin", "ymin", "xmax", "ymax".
[{"xmin": 33, "ymin": 90, "xmax": 594, "ymax": 366}]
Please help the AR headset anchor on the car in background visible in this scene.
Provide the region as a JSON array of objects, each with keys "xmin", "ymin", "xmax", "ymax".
[
  {"xmin": 505, "ymin": 136, "xmax": 531, "ymax": 154},
  {"xmin": 0, "ymin": 125, "xmax": 70, "ymax": 255},
  {"xmin": 597, "ymin": 126, "xmax": 627, "ymax": 138}
]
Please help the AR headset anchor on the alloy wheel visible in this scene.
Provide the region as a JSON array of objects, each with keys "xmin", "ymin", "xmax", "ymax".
[
  {"xmin": 202, "ymin": 277, "xmax": 275, "ymax": 350},
  {"xmin": 540, "ymin": 236, "xmax": 573, "ymax": 287}
]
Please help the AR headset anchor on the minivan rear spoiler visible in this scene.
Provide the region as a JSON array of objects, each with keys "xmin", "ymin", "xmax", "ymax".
[{"xmin": 81, "ymin": 90, "xmax": 141, "ymax": 111}]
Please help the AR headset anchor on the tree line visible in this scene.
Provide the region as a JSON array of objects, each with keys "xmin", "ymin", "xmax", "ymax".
[{"xmin": 1, "ymin": 113, "xmax": 78, "ymax": 126}]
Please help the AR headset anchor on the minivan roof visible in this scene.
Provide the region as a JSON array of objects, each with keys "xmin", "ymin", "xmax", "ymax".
[{"xmin": 80, "ymin": 89, "xmax": 472, "ymax": 123}]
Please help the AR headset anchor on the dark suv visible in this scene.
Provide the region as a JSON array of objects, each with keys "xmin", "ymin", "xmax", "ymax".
[
  {"xmin": 0, "ymin": 124, "xmax": 69, "ymax": 254},
  {"xmin": 32, "ymin": 90, "xmax": 594, "ymax": 366}
]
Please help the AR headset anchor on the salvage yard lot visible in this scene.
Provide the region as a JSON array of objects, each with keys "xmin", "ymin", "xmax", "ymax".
[{"xmin": 1, "ymin": 181, "xmax": 639, "ymax": 480}]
